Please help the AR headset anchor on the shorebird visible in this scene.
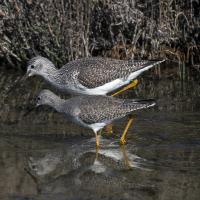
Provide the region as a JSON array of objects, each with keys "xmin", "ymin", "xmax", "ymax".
[
  {"xmin": 35, "ymin": 90, "xmax": 156, "ymax": 147},
  {"xmin": 26, "ymin": 56, "xmax": 164, "ymax": 96}
]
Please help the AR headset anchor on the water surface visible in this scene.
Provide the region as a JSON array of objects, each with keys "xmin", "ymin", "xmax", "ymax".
[{"xmin": 0, "ymin": 64, "xmax": 200, "ymax": 200}]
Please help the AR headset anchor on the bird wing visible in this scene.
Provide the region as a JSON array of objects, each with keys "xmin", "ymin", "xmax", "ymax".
[
  {"xmin": 77, "ymin": 96, "xmax": 155, "ymax": 124},
  {"xmin": 77, "ymin": 96, "xmax": 125, "ymax": 124},
  {"xmin": 76, "ymin": 57, "xmax": 162, "ymax": 88}
]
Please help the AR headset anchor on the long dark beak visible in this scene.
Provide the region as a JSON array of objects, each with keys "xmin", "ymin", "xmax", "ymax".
[
  {"xmin": 6, "ymin": 75, "xmax": 28, "ymax": 96},
  {"xmin": 23, "ymin": 102, "xmax": 41, "ymax": 117},
  {"xmin": 23, "ymin": 95, "xmax": 41, "ymax": 117},
  {"xmin": 23, "ymin": 106, "xmax": 36, "ymax": 117},
  {"xmin": 21, "ymin": 74, "xmax": 29, "ymax": 81}
]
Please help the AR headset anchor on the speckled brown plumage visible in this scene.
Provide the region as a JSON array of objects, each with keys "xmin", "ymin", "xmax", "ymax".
[
  {"xmin": 75, "ymin": 57, "xmax": 156, "ymax": 88},
  {"xmin": 66, "ymin": 95, "xmax": 154, "ymax": 124},
  {"xmin": 37, "ymin": 90, "xmax": 156, "ymax": 128},
  {"xmin": 27, "ymin": 56, "xmax": 164, "ymax": 95}
]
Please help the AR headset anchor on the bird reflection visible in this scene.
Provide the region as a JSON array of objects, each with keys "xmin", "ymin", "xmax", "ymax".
[
  {"xmin": 26, "ymin": 138, "xmax": 150, "ymax": 180},
  {"xmin": 27, "ymin": 152, "xmax": 62, "ymax": 176},
  {"xmin": 24, "ymin": 138, "xmax": 152, "ymax": 194},
  {"xmin": 91, "ymin": 142, "xmax": 150, "ymax": 172}
]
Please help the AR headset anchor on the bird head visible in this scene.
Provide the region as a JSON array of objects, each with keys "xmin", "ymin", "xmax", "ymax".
[
  {"xmin": 26, "ymin": 56, "xmax": 55, "ymax": 77},
  {"xmin": 36, "ymin": 89, "xmax": 58, "ymax": 107}
]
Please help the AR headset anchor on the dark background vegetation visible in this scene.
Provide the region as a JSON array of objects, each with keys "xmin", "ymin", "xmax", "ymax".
[{"xmin": 0, "ymin": 0, "xmax": 200, "ymax": 72}]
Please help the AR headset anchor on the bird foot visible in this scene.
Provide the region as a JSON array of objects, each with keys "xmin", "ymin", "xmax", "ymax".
[{"xmin": 119, "ymin": 138, "xmax": 126, "ymax": 145}]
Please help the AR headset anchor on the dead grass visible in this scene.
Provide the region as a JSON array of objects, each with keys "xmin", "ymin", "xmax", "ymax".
[{"xmin": 0, "ymin": 0, "xmax": 199, "ymax": 71}]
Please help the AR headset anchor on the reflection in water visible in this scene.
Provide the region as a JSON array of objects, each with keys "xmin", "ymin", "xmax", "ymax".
[
  {"xmin": 0, "ymin": 136, "xmax": 153, "ymax": 198},
  {"xmin": 28, "ymin": 152, "xmax": 63, "ymax": 176},
  {"xmin": 1, "ymin": 135, "xmax": 200, "ymax": 200},
  {"xmin": 26, "ymin": 138, "xmax": 150, "ymax": 180}
]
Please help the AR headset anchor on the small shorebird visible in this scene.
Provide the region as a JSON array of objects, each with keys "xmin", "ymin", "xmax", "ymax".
[
  {"xmin": 26, "ymin": 56, "xmax": 164, "ymax": 96},
  {"xmin": 36, "ymin": 90, "xmax": 156, "ymax": 147}
]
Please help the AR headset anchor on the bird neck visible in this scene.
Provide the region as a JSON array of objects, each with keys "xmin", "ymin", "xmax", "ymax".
[
  {"xmin": 43, "ymin": 67, "xmax": 61, "ymax": 85},
  {"xmin": 48, "ymin": 95, "xmax": 65, "ymax": 113}
]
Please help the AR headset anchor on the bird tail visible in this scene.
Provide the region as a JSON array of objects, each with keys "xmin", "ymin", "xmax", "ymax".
[
  {"xmin": 123, "ymin": 98, "xmax": 156, "ymax": 111},
  {"xmin": 142, "ymin": 60, "xmax": 165, "ymax": 71},
  {"xmin": 148, "ymin": 60, "xmax": 165, "ymax": 66}
]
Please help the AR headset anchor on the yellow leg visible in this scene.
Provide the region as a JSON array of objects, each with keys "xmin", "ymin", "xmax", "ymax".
[
  {"xmin": 119, "ymin": 116, "xmax": 134, "ymax": 145},
  {"xmin": 95, "ymin": 145, "xmax": 99, "ymax": 160},
  {"xmin": 112, "ymin": 79, "xmax": 139, "ymax": 97},
  {"xmin": 95, "ymin": 132, "xmax": 100, "ymax": 147},
  {"xmin": 105, "ymin": 123, "xmax": 113, "ymax": 134},
  {"xmin": 110, "ymin": 79, "xmax": 138, "ymax": 136},
  {"xmin": 120, "ymin": 145, "xmax": 131, "ymax": 168}
]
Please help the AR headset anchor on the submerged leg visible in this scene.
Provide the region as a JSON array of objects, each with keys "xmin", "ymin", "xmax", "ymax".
[
  {"xmin": 112, "ymin": 79, "xmax": 139, "ymax": 97},
  {"xmin": 95, "ymin": 144, "xmax": 99, "ymax": 160},
  {"xmin": 120, "ymin": 116, "xmax": 134, "ymax": 145},
  {"xmin": 120, "ymin": 145, "xmax": 131, "ymax": 168}
]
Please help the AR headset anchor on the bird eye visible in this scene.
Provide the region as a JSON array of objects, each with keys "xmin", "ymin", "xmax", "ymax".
[
  {"xmin": 31, "ymin": 165, "xmax": 37, "ymax": 170},
  {"xmin": 31, "ymin": 65, "xmax": 34, "ymax": 69},
  {"xmin": 37, "ymin": 97, "xmax": 41, "ymax": 101}
]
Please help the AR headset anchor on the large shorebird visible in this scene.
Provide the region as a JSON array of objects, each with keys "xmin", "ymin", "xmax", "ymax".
[
  {"xmin": 36, "ymin": 90, "xmax": 156, "ymax": 147},
  {"xmin": 26, "ymin": 56, "xmax": 164, "ymax": 96}
]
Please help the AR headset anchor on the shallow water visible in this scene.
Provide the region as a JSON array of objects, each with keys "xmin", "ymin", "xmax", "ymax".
[{"xmin": 0, "ymin": 64, "xmax": 200, "ymax": 200}]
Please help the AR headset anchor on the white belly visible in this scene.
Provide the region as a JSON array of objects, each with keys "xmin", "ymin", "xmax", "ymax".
[
  {"xmin": 84, "ymin": 78, "xmax": 127, "ymax": 95},
  {"xmin": 88, "ymin": 123, "xmax": 106, "ymax": 133}
]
